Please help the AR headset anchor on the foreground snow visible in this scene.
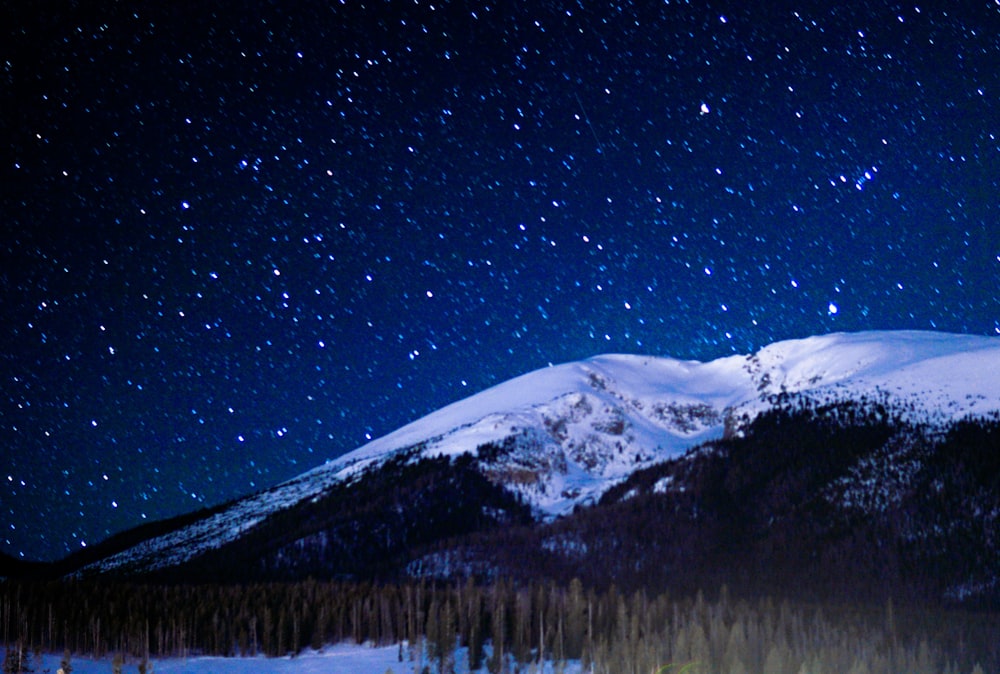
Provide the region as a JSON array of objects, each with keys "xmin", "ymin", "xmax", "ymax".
[{"xmin": 15, "ymin": 643, "xmax": 584, "ymax": 674}]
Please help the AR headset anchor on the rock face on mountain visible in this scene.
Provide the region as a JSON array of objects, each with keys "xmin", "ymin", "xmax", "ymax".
[{"xmin": 56, "ymin": 331, "xmax": 1000, "ymax": 605}]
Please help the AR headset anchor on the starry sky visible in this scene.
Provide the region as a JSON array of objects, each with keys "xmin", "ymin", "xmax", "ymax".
[{"xmin": 3, "ymin": 1, "xmax": 999, "ymax": 561}]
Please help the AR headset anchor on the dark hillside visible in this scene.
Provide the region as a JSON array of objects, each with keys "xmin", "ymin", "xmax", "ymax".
[{"xmin": 139, "ymin": 450, "xmax": 534, "ymax": 583}]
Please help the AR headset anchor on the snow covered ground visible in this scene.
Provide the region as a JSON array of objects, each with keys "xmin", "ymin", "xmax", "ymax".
[{"xmin": 10, "ymin": 643, "xmax": 584, "ymax": 674}]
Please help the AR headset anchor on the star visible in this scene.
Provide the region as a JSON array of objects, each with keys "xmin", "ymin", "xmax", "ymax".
[{"xmin": 2, "ymin": 0, "xmax": 998, "ymax": 561}]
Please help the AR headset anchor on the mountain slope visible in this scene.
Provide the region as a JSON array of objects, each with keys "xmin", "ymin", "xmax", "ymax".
[
  {"xmin": 424, "ymin": 400, "xmax": 1000, "ymax": 605},
  {"xmin": 72, "ymin": 330, "xmax": 1000, "ymax": 579}
]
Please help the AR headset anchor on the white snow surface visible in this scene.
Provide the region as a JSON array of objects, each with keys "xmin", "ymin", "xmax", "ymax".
[
  {"xmin": 328, "ymin": 330, "xmax": 1000, "ymax": 466},
  {"xmin": 85, "ymin": 330, "xmax": 1000, "ymax": 575},
  {"xmin": 748, "ymin": 330, "xmax": 1000, "ymax": 397},
  {"xmin": 12, "ymin": 644, "xmax": 585, "ymax": 674}
]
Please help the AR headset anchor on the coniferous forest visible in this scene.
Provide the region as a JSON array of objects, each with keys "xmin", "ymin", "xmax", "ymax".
[{"xmin": 1, "ymin": 577, "xmax": 999, "ymax": 673}]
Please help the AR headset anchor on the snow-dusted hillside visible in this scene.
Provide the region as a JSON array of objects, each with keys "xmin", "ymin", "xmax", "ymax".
[{"xmin": 82, "ymin": 330, "xmax": 1000, "ymax": 575}]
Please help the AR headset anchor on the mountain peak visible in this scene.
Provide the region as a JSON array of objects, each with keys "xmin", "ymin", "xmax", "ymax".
[
  {"xmin": 78, "ymin": 330, "xmax": 1000, "ymax": 577},
  {"xmin": 323, "ymin": 329, "xmax": 999, "ymax": 478}
]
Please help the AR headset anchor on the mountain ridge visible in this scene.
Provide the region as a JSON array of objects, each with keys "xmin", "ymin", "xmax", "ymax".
[{"xmin": 38, "ymin": 330, "xmax": 1000, "ymax": 588}]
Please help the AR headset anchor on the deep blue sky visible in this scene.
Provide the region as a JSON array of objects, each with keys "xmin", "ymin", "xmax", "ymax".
[{"xmin": 3, "ymin": 1, "xmax": 999, "ymax": 561}]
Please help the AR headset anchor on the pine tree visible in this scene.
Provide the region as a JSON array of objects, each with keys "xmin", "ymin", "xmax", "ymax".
[
  {"xmin": 914, "ymin": 638, "xmax": 935, "ymax": 674},
  {"xmin": 511, "ymin": 589, "xmax": 532, "ymax": 665},
  {"xmin": 845, "ymin": 660, "xmax": 871, "ymax": 674},
  {"xmin": 727, "ymin": 656, "xmax": 750, "ymax": 674},
  {"xmin": 688, "ymin": 622, "xmax": 710, "ymax": 669},
  {"xmin": 564, "ymin": 578, "xmax": 585, "ymax": 659},
  {"xmin": 467, "ymin": 592, "xmax": 484, "ymax": 672},
  {"xmin": 721, "ymin": 618, "xmax": 748, "ymax": 674},
  {"xmin": 762, "ymin": 643, "xmax": 790, "ymax": 674},
  {"xmin": 671, "ymin": 625, "xmax": 689, "ymax": 663},
  {"xmin": 487, "ymin": 589, "xmax": 506, "ymax": 674},
  {"xmin": 59, "ymin": 648, "xmax": 72, "ymax": 674},
  {"xmin": 2, "ymin": 642, "xmax": 31, "ymax": 673},
  {"xmin": 794, "ymin": 659, "xmax": 811, "ymax": 674}
]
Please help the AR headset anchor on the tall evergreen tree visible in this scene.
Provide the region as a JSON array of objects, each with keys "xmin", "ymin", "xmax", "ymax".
[
  {"xmin": 487, "ymin": 589, "xmax": 506, "ymax": 674},
  {"xmin": 59, "ymin": 648, "xmax": 72, "ymax": 674}
]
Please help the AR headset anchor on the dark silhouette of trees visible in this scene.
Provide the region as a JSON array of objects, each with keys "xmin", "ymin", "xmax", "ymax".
[{"xmin": 1, "ymin": 577, "xmax": 997, "ymax": 672}]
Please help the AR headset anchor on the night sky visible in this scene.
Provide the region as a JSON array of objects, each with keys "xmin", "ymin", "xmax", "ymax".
[{"xmin": 3, "ymin": 1, "xmax": 999, "ymax": 562}]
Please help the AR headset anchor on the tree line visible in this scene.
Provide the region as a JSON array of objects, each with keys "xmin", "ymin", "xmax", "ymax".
[{"xmin": 2, "ymin": 578, "xmax": 997, "ymax": 673}]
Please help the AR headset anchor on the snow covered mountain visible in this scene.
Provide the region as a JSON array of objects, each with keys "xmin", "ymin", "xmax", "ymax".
[
  {"xmin": 297, "ymin": 330, "xmax": 1000, "ymax": 514},
  {"xmin": 75, "ymin": 330, "xmax": 1000, "ymax": 579}
]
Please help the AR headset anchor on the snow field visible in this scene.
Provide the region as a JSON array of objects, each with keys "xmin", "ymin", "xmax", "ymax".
[{"xmin": 9, "ymin": 643, "xmax": 585, "ymax": 674}]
